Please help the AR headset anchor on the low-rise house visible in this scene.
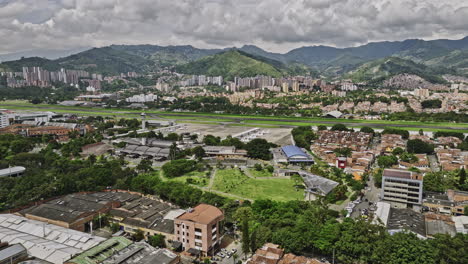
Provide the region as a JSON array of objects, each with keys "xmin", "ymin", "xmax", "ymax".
[
  {"xmin": 379, "ymin": 134, "xmax": 407, "ymax": 153},
  {"xmin": 434, "ymin": 137, "xmax": 463, "ymax": 148},
  {"xmin": 435, "ymin": 148, "xmax": 468, "ymax": 171},
  {"xmin": 423, "ymin": 190, "xmax": 468, "ymax": 216},
  {"xmin": 397, "ymin": 154, "xmax": 430, "ymax": 172},
  {"xmin": 247, "ymin": 243, "xmax": 327, "ymax": 264},
  {"xmin": 315, "ymin": 130, "xmax": 372, "ymax": 152}
]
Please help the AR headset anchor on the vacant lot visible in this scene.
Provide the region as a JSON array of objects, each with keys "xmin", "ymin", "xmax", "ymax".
[
  {"xmin": 212, "ymin": 169, "xmax": 303, "ymax": 201},
  {"xmin": 162, "ymin": 170, "xmax": 210, "ymax": 187}
]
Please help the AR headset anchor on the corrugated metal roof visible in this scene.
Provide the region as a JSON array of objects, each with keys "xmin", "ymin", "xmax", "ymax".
[{"xmin": 281, "ymin": 145, "xmax": 308, "ymax": 158}]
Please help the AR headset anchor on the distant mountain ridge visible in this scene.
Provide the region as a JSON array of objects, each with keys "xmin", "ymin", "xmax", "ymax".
[{"xmin": 0, "ymin": 36, "xmax": 467, "ymax": 80}]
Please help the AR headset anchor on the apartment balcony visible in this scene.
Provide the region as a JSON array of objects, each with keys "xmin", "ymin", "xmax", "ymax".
[
  {"xmin": 195, "ymin": 231, "xmax": 202, "ymax": 237},
  {"xmin": 212, "ymin": 227, "xmax": 217, "ymax": 233},
  {"xmin": 195, "ymin": 239, "xmax": 203, "ymax": 244}
]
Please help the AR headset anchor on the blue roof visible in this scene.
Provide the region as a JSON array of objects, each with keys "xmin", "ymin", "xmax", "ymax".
[{"xmin": 281, "ymin": 145, "xmax": 308, "ymax": 158}]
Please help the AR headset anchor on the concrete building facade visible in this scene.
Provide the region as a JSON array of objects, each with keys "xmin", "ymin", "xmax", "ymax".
[
  {"xmin": 381, "ymin": 169, "xmax": 423, "ymax": 207},
  {"xmin": 174, "ymin": 204, "xmax": 224, "ymax": 256}
]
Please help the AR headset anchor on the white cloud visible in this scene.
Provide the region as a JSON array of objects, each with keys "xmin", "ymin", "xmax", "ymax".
[{"xmin": 0, "ymin": 0, "xmax": 466, "ymax": 54}]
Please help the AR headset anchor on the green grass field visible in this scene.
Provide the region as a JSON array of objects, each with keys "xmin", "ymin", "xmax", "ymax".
[
  {"xmin": 248, "ymin": 169, "xmax": 273, "ymax": 178},
  {"xmin": 163, "ymin": 170, "xmax": 209, "ymax": 187},
  {"xmin": 212, "ymin": 169, "xmax": 303, "ymax": 201}
]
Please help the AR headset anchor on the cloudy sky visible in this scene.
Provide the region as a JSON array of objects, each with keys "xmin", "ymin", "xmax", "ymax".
[{"xmin": 0, "ymin": 0, "xmax": 467, "ymax": 55}]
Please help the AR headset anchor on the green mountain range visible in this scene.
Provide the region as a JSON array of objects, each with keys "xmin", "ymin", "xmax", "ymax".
[
  {"xmin": 346, "ymin": 57, "xmax": 456, "ymax": 84},
  {"xmin": 1, "ymin": 36, "xmax": 467, "ymax": 82},
  {"xmin": 175, "ymin": 50, "xmax": 286, "ymax": 80}
]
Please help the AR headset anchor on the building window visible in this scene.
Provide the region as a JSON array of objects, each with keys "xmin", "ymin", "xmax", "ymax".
[{"xmin": 195, "ymin": 228, "xmax": 202, "ymax": 232}]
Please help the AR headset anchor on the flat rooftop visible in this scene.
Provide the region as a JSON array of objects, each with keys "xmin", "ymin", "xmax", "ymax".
[
  {"xmin": 0, "ymin": 214, "xmax": 106, "ymax": 264},
  {"xmin": 383, "ymin": 169, "xmax": 422, "ymax": 180},
  {"xmin": 0, "ymin": 166, "xmax": 26, "ymax": 177}
]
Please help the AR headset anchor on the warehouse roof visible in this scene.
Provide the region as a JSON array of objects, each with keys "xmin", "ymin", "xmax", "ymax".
[
  {"xmin": 67, "ymin": 237, "xmax": 133, "ymax": 264},
  {"xmin": 281, "ymin": 145, "xmax": 309, "ymax": 158},
  {"xmin": 0, "ymin": 214, "xmax": 105, "ymax": 264},
  {"xmin": 0, "ymin": 166, "xmax": 26, "ymax": 177},
  {"xmin": 0, "ymin": 244, "xmax": 27, "ymax": 262}
]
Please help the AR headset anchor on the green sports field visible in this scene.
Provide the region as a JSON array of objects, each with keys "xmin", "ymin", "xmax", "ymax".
[{"xmin": 212, "ymin": 169, "xmax": 303, "ymax": 201}]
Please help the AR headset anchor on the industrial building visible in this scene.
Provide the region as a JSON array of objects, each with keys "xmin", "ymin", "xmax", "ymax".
[
  {"xmin": 109, "ymin": 196, "xmax": 184, "ymax": 242},
  {"xmin": 273, "ymin": 145, "xmax": 314, "ymax": 164},
  {"xmin": 19, "ymin": 192, "xmax": 139, "ymax": 232},
  {"xmin": 0, "ymin": 244, "xmax": 28, "ymax": 264},
  {"xmin": 0, "ymin": 214, "xmax": 106, "ymax": 264}
]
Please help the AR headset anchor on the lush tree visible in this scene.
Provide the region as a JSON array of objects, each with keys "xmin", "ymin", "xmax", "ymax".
[
  {"xmin": 241, "ymin": 218, "xmax": 250, "ymax": 256},
  {"xmin": 317, "ymin": 125, "xmax": 328, "ymax": 131},
  {"xmin": 162, "ymin": 159, "xmax": 197, "ymax": 178},
  {"xmin": 254, "ymin": 163, "xmax": 263, "ymax": 171},
  {"xmin": 291, "ymin": 126, "xmax": 317, "ymax": 149},
  {"xmin": 334, "ymin": 147, "xmax": 352, "ymax": 157},
  {"xmin": 377, "ymin": 155, "xmax": 398, "ymax": 168},
  {"xmin": 360, "ymin": 126, "xmax": 375, "ymax": 134},
  {"xmin": 392, "ymin": 147, "xmax": 405, "ymax": 156},
  {"xmin": 148, "ymin": 234, "xmax": 166, "ymax": 248},
  {"xmin": 203, "ymin": 135, "xmax": 221, "ymax": 146},
  {"xmin": 429, "ymin": 234, "xmax": 468, "ymax": 264},
  {"xmin": 421, "ymin": 99, "xmax": 442, "ymax": 108},
  {"xmin": 245, "ymin": 139, "xmax": 273, "ymax": 160},
  {"xmin": 192, "ymin": 146, "xmax": 206, "ymax": 160},
  {"xmin": 132, "ymin": 229, "xmax": 145, "ymax": 241},
  {"xmin": 459, "ymin": 168, "xmax": 466, "ymax": 187},
  {"xmin": 407, "ymin": 139, "xmax": 434, "ymax": 154},
  {"xmin": 136, "ymin": 159, "xmax": 153, "ymax": 173},
  {"xmin": 331, "ymin": 124, "xmax": 348, "ymax": 131},
  {"xmin": 400, "ymin": 152, "xmax": 419, "ymax": 163}
]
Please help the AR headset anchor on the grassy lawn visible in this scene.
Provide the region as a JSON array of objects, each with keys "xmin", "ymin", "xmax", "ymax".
[
  {"xmin": 248, "ymin": 169, "xmax": 273, "ymax": 178},
  {"xmin": 164, "ymin": 170, "xmax": 209, "ymax": 187},
  {"xmin": 213, "ymin": 169, "xmax": 303, "ymax": 201}
]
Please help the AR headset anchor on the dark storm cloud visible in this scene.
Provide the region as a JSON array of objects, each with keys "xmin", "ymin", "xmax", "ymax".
[{"xmin": 0, "ymin": 0, "xmax": 466, "ymax": 54}]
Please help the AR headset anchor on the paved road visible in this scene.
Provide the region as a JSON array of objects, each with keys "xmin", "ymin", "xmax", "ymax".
[
  {"xmin": 2, "ymin": 103, "xmax": 467, "ymax": 131},
  {"xmin": 351, "ymin": 174, "xmax": 381, "ymax": 218},
  {"xmin": 207, "ymin": 168, "xmax": 218, "ymax": 188},
  {"xmin": 428, "ymin": 154, "xmax": 440, "ymax": 172}
]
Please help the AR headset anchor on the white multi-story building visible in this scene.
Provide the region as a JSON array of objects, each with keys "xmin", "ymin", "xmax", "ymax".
[
  {"xmin": 126, "ymin": 94, "xmax": 158, "ymax": 103},
  {"xmin": 341, "ymin": 82, "xmax": 358, "ymax": 91},
  {"xmin": 0, "ymin": 114, "xmax": 9, "ymax": 128},
  {"xmin": 381, "ymin": 169, "xmax": 423, "ymax": 207}
]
